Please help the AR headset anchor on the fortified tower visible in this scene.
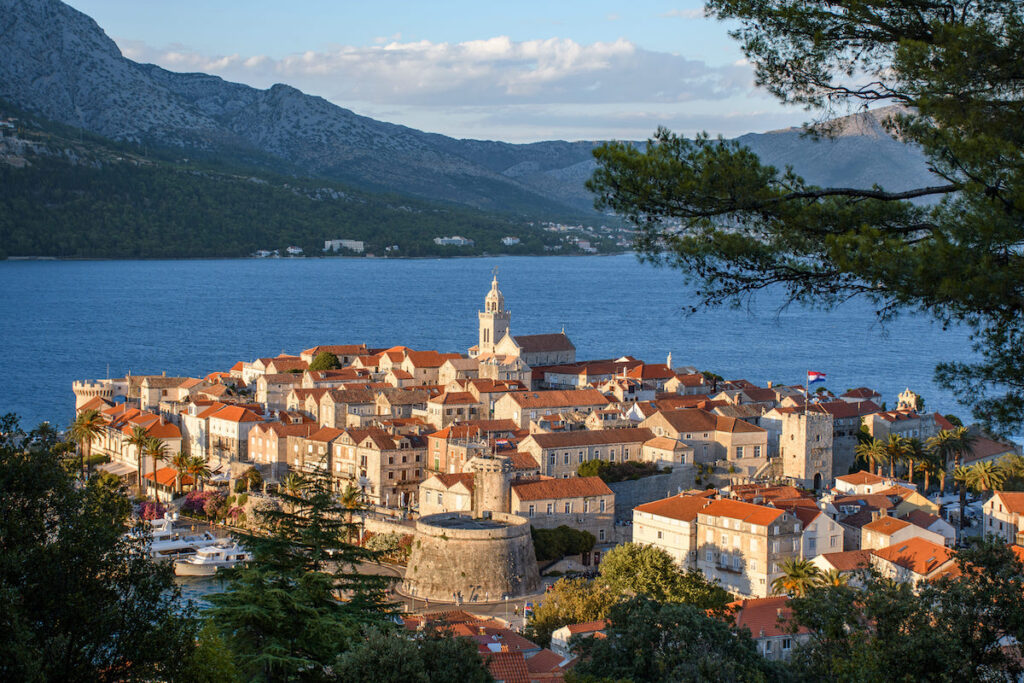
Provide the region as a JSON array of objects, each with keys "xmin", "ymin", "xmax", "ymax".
[
  {"xmin": 476, "ymin": 274, "xmax": 510, "ymax": 357},
  {"xmin": 468, "ymin": 454, "xmax": 514, "ymax": 517},
  {"xmin": 780, "ymin": 412, "xmax": 833, "ymax": 489}
]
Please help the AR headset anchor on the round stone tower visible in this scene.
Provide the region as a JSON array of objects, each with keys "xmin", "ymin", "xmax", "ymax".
[
  {"xmin": 468, "ymin": 454, "xmax": 513, "ymax": 517},
  {"xmin": 404, "ymin": 512, "xmax": 541, "ymax": 602}
]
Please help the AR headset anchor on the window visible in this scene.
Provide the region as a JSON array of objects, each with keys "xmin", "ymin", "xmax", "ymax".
[
  {"xmin": 564, "ymin": 452, "xmax": 570, "ymax": 465},
  {"xmin": 772, "ymin": 525, "xmax": 780, "ymax": 534},
  {"xmin": 599, "ymin": 499, "xmax": 606, "ymax": 513},
  {"xmin": 705, "ymin": 550, "xmax": 713, "ymax": 562},
  {"xmin": 754, "ymin": 446, "xmax": 762, "ymax": 458},
  {"xmin": 736, "ymin": 446, "xmax": 744, "ymax": 458},
  {"xmin": 808, "ymin": 537, "xmax": 816, "ymax": 552},
  {"xmin": 548, "ymin": 454, "xmax": 555, "ymax": 468},
  {"xmin": 732, "ymin": 555, "xmax": 741, "ymax": 570},
  {"xmin": 657, "ymin": 531, "xmax": 663, "ymax": 540},
  {"xmin": 546, "ymin": 503, "xmax": 553, "ymax": 514},
  {"xmin": 425, "ymin": 491, "xmax": 432, "ymax": 503},
  {"xmin": 599, "ymin": 529, "xmax": 605, "ymax": 541},
  {"xmin": 564, "ymin": 502, "xmax": 572, "ymax": 514},
  {"xmin": 528, "ymin": 504, "xmax": 535, "ymax": 517},
  {"xmin": 584, "ymin": 500, "xmax": 591, "ymax": 513},
  {"xmin": 388, "ymin": 472, "xmax": 394, "ymax": 480},
  {"xmin": 772, "ymin": 541, "xmax": 780, "ymax": 553},
  {"xmin": 749, "ymin": 559, "xmax": 758, "ymax": 571},
  {"xmin": 782, "ymin": 638, "xmax": 792, "ymax": 651},
  {"xmin": 831, "ymin": 535, "xmax": 838, "ymax": 547}
]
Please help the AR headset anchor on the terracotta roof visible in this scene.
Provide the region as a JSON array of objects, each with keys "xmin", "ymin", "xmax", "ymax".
[
  {"xmin": 964, "ymin": 436, "xmax": 1018, "ymax": 465},
  {"xmin": 143, "ymin": 467, "xmax": 194, "ymax": 487},
  {"xmin": 145, "ymin": 421, "xmax": 181, "ymax": 439},
  {"xmin": 178, "ymin": 377, "xmax": 203, "ymax": 389},
  {"xmin": 508, "ymin": 452, "xmax": 539, "ymax": 470},
  {"xmin": 513, "ymin": 333, "xmax": 575, "ymax": 353},
  {"xmin": 644, "ymin": 436, "xmax": 685, "ymax": 450},
  {"xmin": 526, "ymin": 428, "xmax": 653, "ymax": 449},
  {"xmin": 525, "ymin": 649, "xmax": 565, "ymax": 674},
  {"xmin": 834, "ymin": 494, "xmax": 896, "ymax": 511},
  {"xmin": 872, "ymin": 409, "xmax": 922, "ymax": 423},
  {"xmin": 836, "ymin": 471, "xmax": 886, "ymax": 486},
  {"xmin": 253, "ymin": 421, "xmax": 318, "ymax": 438},
  {"xmin": 302, "ymin": 344, "xmax": 368, "ymax": 356},
  {"xmin": 485, "ymin": 651, "xmax": 531, "ymax": 683},
  {"xmin": 512, "ymin": 476, "xmax": 612, "ymax": 501},
  {"xmin": 902, "ymin": 509, "xmax": 942, "ymax": 530},
  {"xmin": 210, "ymin": 405, "xmax": 263, "ymax": 423},
  {"xmin": 430, "ymin": 391, "xmax": 479, "ymax": 405},
  {"xmin": 872, "ymin": 537, "xmax": 955, "ymax": 576},
  {"xmin": 993, "ymin": 492, "xmax": 1024, "ymax": 515},
  {"xmin": 785, "ymin": 505, "xmax": 823, "ymax": 528},
  {"xmin": 842, "ymin": 387, "xmax": 881, "ymax": 399},
  {"xmin": 260, "ymin": 373, "xmax": 304, "ymax": 385},
  {"xmin": 428, "ymin": 473, "xmax": 475, "ymax": 491},
  {"xmin": 699, "ymin": 499, "xmax": 788, "ymax": 526},
  {"xmin": 565, "ymin": 620, "xmax": 607, "ymax": 635},
  {"xmin": 818, "ymin": 549, "xmax": 872, "ymax": 572},
  {"xmin": 634, "ymin": 494, "xmax": 710, "ymax": 522},
  {"xmin": 78, "ymin": 396, "xmax": 113, "ymax": 411},
  {"xmin": 230, "ymin": 361, "xmax": 245, "ymax": 372},
  {"xmin": 626, "ymin": 363, "xmax": 675, "ymax": 380},
  {"xmin": 863, "ymin": 515, "xmax": 912, "ymax": 536},
  {"xmin": 507, "ymin": 389, "xmax": 608, "ymax": 409},
  {"xmin": 649, "ymin": 408, "xmax": 764, "ymax": 434},
  {"xmin": 729, "ymin": 596, "xmax": 808, "ymax": 639},
  {"xmin": 673, "ymin": 373, "xmax": 707, "ymax": 387},
  {"xmin": 305, "ymin": 427, "xmax": 344, "ymax": 443},
  {"xmin": 731, "ymin": 484, "xmax": 810, "ymax": 504},
  {"xmin": 266, "ymin": 359, "xmax": 309, "ymax": 372}
]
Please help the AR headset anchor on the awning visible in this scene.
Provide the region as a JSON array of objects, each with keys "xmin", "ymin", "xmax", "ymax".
[{"xmin": 95, "ymin": 460, "xmax": 137, "ymax": 477}]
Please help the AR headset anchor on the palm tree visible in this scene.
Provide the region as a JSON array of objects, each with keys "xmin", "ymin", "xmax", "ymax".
[
  {"xmin": 69, "ymin": 409, "xmax": 104, "ymax": 481},
  {"xmin": 281, "ymin": 472, "xmax": 306, "ymax": 514},
  {"xmin": 855, "ymin": 439, "xmax": 888, "ymax": 476},
  {"xmin": 169, "ymin": 451, "xmax": 191, "ymax": 496},
  {"xmin": 771, "ymin": 557, "xmax": 823, "ymax": 597},
  {"xmin": 927, "ymin": 427, "xmax": 978, "ymax": 534},
  {"xmin": 185, "ymin": 455, "xmax": 211, "ymax": 493},
  {"xmin": 904, "ymin": 437, "xmax": 926, "ymax": 483},
  {"xmin": 883, "ymin": 434, "xmax": 910, "ymax": 478},
  {"xmin": 917, "ymin": 449, "xmax": 944, "ymax": 494},
  {"xmin": 126, "ymin": 425, "xmax": 151, "ymax": 497},
  {"xmin": 143, "ymin": 437, "xmax": 168, "ymax": 500},
  {"xmin": 817, "ymin": 568, "xmax": 849, "ymax": 587},
  {"xmin": 963, "ymin": 461, "xmax": 1006, "ymax": 494},
  {"xmin": 338, "ymin": 483, "xmax": 364, "ymax": 542}
]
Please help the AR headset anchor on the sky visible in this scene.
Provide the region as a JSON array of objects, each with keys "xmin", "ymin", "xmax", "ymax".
[{"xmin": 66, "ymin": 0, "xmax": 810, "ymax": 143}]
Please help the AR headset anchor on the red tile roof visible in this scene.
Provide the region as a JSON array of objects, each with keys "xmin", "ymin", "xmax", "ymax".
[
  {"xmin": 507, "ymin": 389, "xmax": 608, "ymax": 409},
  {"xmin": 565, "ymin": 620, "xmax": 608, "ymax": 635},
  {"xmin": 485, "ymin": 651, "xmax": 531, "ymax": 683},
  {"xmin": 699, "ymin": 499, "xmax": 788, "ymax": 526},
  {"xmin": 143, "ymin": 467, "xmax": 194, "ymax": 487},
  {"xmin": 863, "ymin": 516, "xmax": 912, "ymax": 536},
  {"xmin": 817, "ymin": 549, "xmax": 872, "ymax": 572},
  {"xmin": 210, "ymin": 405, "xmax": 263, "ymax": 423},
  {"xmin": 513, "ymin": 333, "xmax": 575, "ymax": 353},
  {"xmin": 526, "ymin": 428, "xmax": 653, "ymax": 449},
  {"xmin": 729, "ymin": 596, "xmax": 808, "ymax": 638},
  {"xmin": 902, "ymin": 509, "xmax": 943, "ymax": 530},
  {"xmin": 993, "ymin": 492, "xmax": 1024, "ymax": 515},
  {"xmin": 634, "ymin": 494, "xmax": 711, "ymax": 522},
  {"xmin": 836, "ymin": 471, "xmax": 886, "ymax": 486},
  {"xmin": 525, "ymin": 648, "xmax": 566, "ymax": 673},
  {"xmin": 509, "ymin": 452, "xmax": 540, "ymax": 470},
  {"xmin": 872, "ymin": 537, "xmax": 956, "ymax": 576},
  {"xmin": 511, "ymin": 476, "xmax": 612, "ymax": 501},
  {"xmin": 428, "ymin": 472, "xmax": 475, "ymax": 491}
]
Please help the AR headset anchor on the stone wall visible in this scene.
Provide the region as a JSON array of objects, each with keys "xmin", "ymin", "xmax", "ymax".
[
  {"xmin": 607, "ymin": 465, "xmax": 696, "ymax": 523},
  {"xmin": 404, "ymin": 512, "xmax": 540, "ymax": 602}
]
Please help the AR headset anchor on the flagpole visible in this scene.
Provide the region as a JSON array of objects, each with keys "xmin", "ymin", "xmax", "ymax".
[{"xmin": 804, "ymin": 372, "xmax": 808, "ymax": 416}]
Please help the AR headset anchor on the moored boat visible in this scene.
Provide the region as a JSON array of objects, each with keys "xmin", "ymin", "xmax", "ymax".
[{"xmin": 173, "ymin": 540, "xmax": 250, "ymax": 576}]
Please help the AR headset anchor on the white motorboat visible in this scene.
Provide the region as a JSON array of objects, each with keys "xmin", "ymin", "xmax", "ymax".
[
  {"xmin": 173, "ymin": 540, "xmax": 250, "ymax": 576},
  {"xmin": 126, "ymin": 512, "xmax": 221, "ymax": 561}
]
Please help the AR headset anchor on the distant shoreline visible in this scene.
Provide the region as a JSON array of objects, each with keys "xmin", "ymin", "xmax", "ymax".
[{"xmin": 2, "ymin": 252, "xmax": 631, "ymax": 263}]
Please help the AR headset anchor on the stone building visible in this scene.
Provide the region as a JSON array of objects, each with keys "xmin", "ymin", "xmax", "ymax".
[
  {"xmin": 517, "ymin": 428, "xmax": 654, "ymax": 478},
  {"xmin": 779, "ymin": 412, "xmax": 833, "ymax": 490},
  {"xmin": 696, "ymin": 499, "xmax": 803, "ymax": 598},
  {"xmin": 511, "ymin": 476, "xmax": 616, "ymax": 547},
  {"xmin": 632, "ymin": 493, "xmax": 713, "ymax": 569}
]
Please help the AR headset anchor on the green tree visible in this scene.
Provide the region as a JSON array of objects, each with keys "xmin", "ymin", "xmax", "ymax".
[
  {"xmin": 855, "ymin": 438, "xmax": 887, "ymax": 476},
  {"xmin": 69, "ymin": 408, "xmax": 104, "ymax": 481},
  {"xmin": 571, "ymin": 596, "xmax": 779, "ymax": 682},
  {"xmin": 928, "ymin": 427, "xmax": 978, "ymax": 533},
  {"xmin": 0, "ymin": 413, "xmax": 200, "ymax": 681},
  {"xmin": 524, "ymin": 578, "xmax": 619, "ymax": 648},
  {"xmin": 998, "ymin": 454, "xmax": 1024, "ymax": 491},
  {"xmin": 771, "ymin": 557, "xmax": 823, "ymax": 598},
  {"xmin": 599, "ymin": 543, "xmax": 730, "ymax": 608},
  {"xmin": 331, "ymin": 627, "xmax": 493, "ymax": 683},
  {"xmin": 586, "ymin": 0, "xmax": 1024, "ymax": 435},
  {"xmin": 207, "ymin": 465, "xmax": 394, "ymax": 681},
  {"xmin": 185, "ymin": 454, "xmax": 212, "ymax": 493},
  {"xmin": 125, "ymin": 424, "xmax": 151, "ymax": 497},
  {"xmin": 532, "ymin": 526, "xmax": 596, "ymax": 561},
  {"xmin": 788, "ymin": 538, "xmax": 1024, "ymax": 681},
  {"xmin": 144, "ymin": 437, "xmax": 169, "ymax": 500},
  {"xmin": 308, "ymin": 352, "xmax": 341, "ymax": 371},
  {"xmin": 962, "ymin": 460, "xmax": 1006, "ymax": 493},
  {"xmin": 576, "ymin": 459, "xmax": 608, "ymax": 478},
  {"xmin": 170, "ymin": 450, "xmax": 191, "ymax": 496}
]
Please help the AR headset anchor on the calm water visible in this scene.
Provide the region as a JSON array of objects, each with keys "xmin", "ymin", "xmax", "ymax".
[{"xmin": 0, "ymin": 254, "xmax": 974, "ymax": 429}]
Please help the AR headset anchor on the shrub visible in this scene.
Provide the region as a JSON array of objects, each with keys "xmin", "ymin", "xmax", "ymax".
[
  {"xmin": 532, "ymin": 525, "xmax": 597, "ymax": 561},
  {"xmin": 139, "ymin": 501, "xmax": 166, "ymax": 521},
  {"xmin": 182, "ymin": 490, "xmax": 215, "ymax": 515}
]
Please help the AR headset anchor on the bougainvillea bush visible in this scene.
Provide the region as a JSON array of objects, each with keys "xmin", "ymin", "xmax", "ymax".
[{"xmin": 139, "ymin": 501, "xmax": 166, "ymax": 521}]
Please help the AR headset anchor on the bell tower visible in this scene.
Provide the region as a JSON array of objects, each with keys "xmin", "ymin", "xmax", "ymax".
[{"xmin": 477, "ymin": 272, "xmax": 510, "ymax": 356}]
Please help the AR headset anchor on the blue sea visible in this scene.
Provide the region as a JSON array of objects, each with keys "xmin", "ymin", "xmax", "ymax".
[{"xmin": 0, "ymin": 254, "xmax": 974, "ymax": 430}]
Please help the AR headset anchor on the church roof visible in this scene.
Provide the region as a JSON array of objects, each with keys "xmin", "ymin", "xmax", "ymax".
[{"xmin": 512, "ymin": 333, "xmax": 575, "ymax": 353}]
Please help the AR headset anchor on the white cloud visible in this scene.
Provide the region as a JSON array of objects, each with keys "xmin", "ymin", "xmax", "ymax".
[
  {"xmin": 660, "ymin": 9, "xmax": 706, "ymax": 19},
  {"xmin": 117, "ymin": 35, "xmax": 756, "ymax": 108}
]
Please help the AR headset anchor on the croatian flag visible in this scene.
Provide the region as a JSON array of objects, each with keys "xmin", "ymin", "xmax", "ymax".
[{"xmin": 807, "ymin": 371, "xmax": 827, "ymax": 384}]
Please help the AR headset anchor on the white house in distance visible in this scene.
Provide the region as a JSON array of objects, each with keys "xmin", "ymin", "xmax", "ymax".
[
  {"xmin": 834, "ymin": 471, "xmax": 897, "ymax": 496},
  {"xmin": 982, "ymin": 491, "xmax": 1024, "ymax": 544},
  {"xmin": 550, "ymin": 621, "xmax": 607, "ymax": 658}
]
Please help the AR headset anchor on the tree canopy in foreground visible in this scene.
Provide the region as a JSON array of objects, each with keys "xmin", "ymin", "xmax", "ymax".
[{"xmin": 587, "ymin": 1, "xmax": 1024, "ymax": 433}]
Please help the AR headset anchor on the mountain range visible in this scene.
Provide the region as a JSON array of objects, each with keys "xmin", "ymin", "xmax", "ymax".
[{"xmin": 0, "ymin": 0, "xmax": 935, "ymax": 224}]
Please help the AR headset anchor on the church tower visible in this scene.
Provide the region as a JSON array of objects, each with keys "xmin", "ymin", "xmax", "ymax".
[{"xmin": 477, "ymin": 274, "xmax": 511, "ymax": 356}]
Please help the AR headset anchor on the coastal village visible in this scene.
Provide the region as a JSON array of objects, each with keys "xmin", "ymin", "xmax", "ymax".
[{"xmin": 71, "ymin": 275, "xmax": 1024, "ymax": 680}]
